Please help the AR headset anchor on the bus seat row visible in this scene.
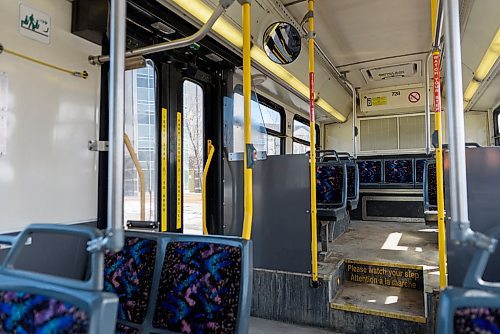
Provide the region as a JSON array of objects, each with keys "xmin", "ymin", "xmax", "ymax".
[
  {"xmin": 0, "ymin": 225, "xmax": 118, "ymax": 333},
  {"xmin": 104, "ymin": 230, "xmax": 252, "ymax": 334},
  {"xmin": 0, "ymin": 225, "xmax": 252, "ymax": 334},
  {"xmin": 315, "ymin": 151, "xmax": 359, "ymax": 252}
]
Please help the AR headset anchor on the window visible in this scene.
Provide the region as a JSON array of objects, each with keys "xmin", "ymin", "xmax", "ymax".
[
  {"xmin": 359, "ymin": 114, "xmax": 435, "ymax": 152},
  {"xmin": 233, "ymin": 89, "xmax": 285, "ymax": 155},
  {"xmin": 292, "ymin": 115, "xmax": 320, "ymax": 154},
  {"xmin": 123, "ymin": 61, "xmax": 157, "ymax": 224},
  {"xmin": 182, "ymin": 80, "xmax": 204, "ymax": 235},
  {"xmin": 494, "ymin": 108, "xmax": 500, "ymax": 146}
]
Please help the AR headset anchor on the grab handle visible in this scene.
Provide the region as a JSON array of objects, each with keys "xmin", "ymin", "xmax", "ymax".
[{"xmin": 463, "ymin": 227, "xmax": 500, "ymax": 292}]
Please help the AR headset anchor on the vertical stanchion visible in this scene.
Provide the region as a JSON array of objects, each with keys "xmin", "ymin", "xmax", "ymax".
[
  {"xmin": 202, "ymin": 140, "xmax": 215, "ymax": 235},
  {"xmin": 241, "ymin": 0, "xmax": 254, "ymax": 241},
  {"xmin": 106, "ymin": 0, "xmax": 126, "ymax": 251},
  {"xmin": 161, "ymin": 108, "xmax": 168, "ymax": 232},
  {"xmin": 176, "ymin": 112, "xmax": 182, "ymax": 231},
  {"xmin": 308, "ymin": 0, "xmax": 319, "ymax": 286},
  {"xmin": 432, "ymin": 50, "xmax": 448, "ymax": 289}
]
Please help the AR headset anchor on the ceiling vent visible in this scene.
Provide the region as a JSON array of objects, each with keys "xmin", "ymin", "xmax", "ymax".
[
  {"xmin": 151, "ymin": 22, "xmax": 175, "ymax": 35},
  {"xmin": 361, "ymin": 61, "xmax": 422, "ymax": 82}
]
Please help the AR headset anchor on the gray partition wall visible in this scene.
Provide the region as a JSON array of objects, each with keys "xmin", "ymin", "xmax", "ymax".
[
  {"xmin": 444, "ymin": 147, "xmax": 500, "ymax": 285},
  {"xmin": 224, "ymin": 155, "xmax": 312, "ymax": 273}
]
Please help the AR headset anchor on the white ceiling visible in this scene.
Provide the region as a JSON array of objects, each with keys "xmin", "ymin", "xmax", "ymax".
[
  {"xmin": 283, "ymin": 0, "xmax": 431, "ymax": 90},
  {"xmin": 282, "ymin": 0, "xmax": 499, "ymax": 111}
]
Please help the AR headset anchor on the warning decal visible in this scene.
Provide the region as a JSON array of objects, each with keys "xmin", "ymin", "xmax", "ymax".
[
  {"xmin": 408, "ymin": 91, "xmax": 421, "ymax": 103},
  {"xmin": 366, "ymin": 96, "xmax": 387, "ymax": 107}
]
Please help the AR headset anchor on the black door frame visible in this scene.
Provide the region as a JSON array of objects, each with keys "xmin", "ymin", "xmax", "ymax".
[{"xmin": 158, "ymin": 60, "xmax": 224, "ymax": 234}]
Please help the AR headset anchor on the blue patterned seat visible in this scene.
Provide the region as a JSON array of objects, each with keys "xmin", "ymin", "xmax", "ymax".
[
  {"xmin": 423, "ymin": 161, "xmax": 438, "ymax": 223},
  {"xmin": 0, "ymin": 224, "xmax": 119, "ymax": 334},
  {"xmin": 415, "ymin": 159, "xmax": 426, "ymax": 184},
  {"xmin": 104, "ymin": 236, "xmax": 158, "ymax": 333},
  {"xmin": 104, "ymin": 231, "xmax": 252, "ymax": 334},
  {"xmin": 316, "ymin": 163, "xmax": 348, "ymax": 222},
  {"xmin": 345, "ymin": 163, "xmax": 359, "ymax": 210},
  {"xmin": 384, "ymin": 159, "xmax": 414, "ymax": 184},
  {"xmin": 357, "ymin": 160, "xmax": 382, "ymax": 185}
]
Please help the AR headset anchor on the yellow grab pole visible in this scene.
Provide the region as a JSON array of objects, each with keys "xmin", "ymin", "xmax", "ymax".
[
  {"xmin": 432, "ymin": 50, "xmax": 447, "ymax": 289},
  {"xmin": 308, "ymin": 0, "xmax": 319, "ymax": 285},
  {"xmin": 161, "ymin": 108, "xmax": 168, "ymax": 232},
  {"xmin": 430, "ymin": 0, "xmax": 438, "ymax": 43},
  {"xmin": 202, "ymin": 140, "xmax": 215, "ymax": 235},
  {"xmin": 430, "ymin": 0, "xmax": 447, "ymax": 289},
  {"xmin": 241, "ymin": 1, "xmax": 254, "ymax": 241},
  {"xmin": 124, "ymin": 133, "xmax": 146, "ymax": 221}
]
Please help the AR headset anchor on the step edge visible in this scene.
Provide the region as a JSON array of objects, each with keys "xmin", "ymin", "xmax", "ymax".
[{"xmin": 330, "ymin": 302, "xmax": 427, "ymax": 324}]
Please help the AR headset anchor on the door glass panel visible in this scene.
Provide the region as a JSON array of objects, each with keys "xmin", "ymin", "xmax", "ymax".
[
  {"xmin": 183, "ymin": 81, "xmax": 204, "ymax": 235},
  {"xmin": 124, "ymin": 61, "xmax": 157, "ymax": 225}
]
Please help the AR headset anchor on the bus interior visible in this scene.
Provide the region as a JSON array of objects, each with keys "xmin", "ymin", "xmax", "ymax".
[{"xmin": 0, "ymin": 0, "xmax": 499, "ymax": 333}]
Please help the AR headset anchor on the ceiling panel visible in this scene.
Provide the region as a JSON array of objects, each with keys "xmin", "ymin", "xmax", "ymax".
[{"xmin": 284, "ymin": 0, "xmax": 431, "ymax": 66}]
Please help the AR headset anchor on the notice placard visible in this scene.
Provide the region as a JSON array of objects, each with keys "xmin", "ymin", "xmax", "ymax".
[
  {"xmin": 19, "ymin": 4, "xmax": 51, "ymax": 44},
  {"xmin": 344, "ymin": 259, "xmax": 424, "ymax": 290}
]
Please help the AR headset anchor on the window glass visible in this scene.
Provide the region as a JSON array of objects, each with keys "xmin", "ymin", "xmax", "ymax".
[
  {"xmin": 293, "ymin": 141, "xmax": 309, "ymax": 154},
  {"xmin": 267, "ymin": 135, "xmax": 282, "ymax": 156},
  {"xmin": 261, "ymin": 104, "xmax": 282, "ymax": 132},
  {"xmin": 293, "ymin": 118, "xmax": 310, "ymax": 142},
  {"xmin": 495, "ymin": 109, "xmax": 500, "ymax": 146},
  {"xmin": 292, "ymin": 115, "xmax": 320, "ymax": 154},
  {"xmin": 233, "ymin": 91, "xmax": 284, "ymax": 155},
  {"xmin": 183, "ymin": 80, "xmax": 204, "ymax": 235},
  {"xmin": 124, "ymin": 61, "xmax": 157, "ymax": 224},
  {"xmin": 233, "ymin": 92, "xmax": 267, "ymax": 153}
]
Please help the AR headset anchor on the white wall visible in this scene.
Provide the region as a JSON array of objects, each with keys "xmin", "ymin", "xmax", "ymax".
[
  {"xmin": 325, "ymin": 112, "xmax": 354, "ymax": 154},
  {"xmin": 325, "ymin": 109, "xmax": 491, "ymax": 154},
  {"xmin": 0, "ymin": 0, "xmax": 101, "ymax": 232},
  {"xmin": 464, "ymin": 111, "xmax": 489, "ymax": 147}
]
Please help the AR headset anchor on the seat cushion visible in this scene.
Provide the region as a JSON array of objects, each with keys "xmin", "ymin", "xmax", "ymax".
[
  {"xmin": 0, "ymin": 290, "xmax": 90, "ymax": 333},
  {"xmin": 153, "ymin": 241, "xmax": 242, "ymax": 333},
  {"xmin": 104, "ymin": 237, "xmax": 157, "ymax": 324}
]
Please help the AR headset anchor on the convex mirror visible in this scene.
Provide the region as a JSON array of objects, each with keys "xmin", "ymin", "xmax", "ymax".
[{"xmin": 263, "ymin": 22, "xmax": 301, "ymax": 65}]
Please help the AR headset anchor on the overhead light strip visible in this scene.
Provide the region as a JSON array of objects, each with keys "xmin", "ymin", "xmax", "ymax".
[
  {"xmin": 170, "ymin": 0, "xmax": 346, "ymax": 122},
  {"xmin": 463, "ymin": 28, "xmax": 500, "ymax": 108}
]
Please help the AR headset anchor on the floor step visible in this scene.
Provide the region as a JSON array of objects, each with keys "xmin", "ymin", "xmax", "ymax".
[{"xmin": 331, "ymin": 281, "xmax": 426, "ymax": 324}]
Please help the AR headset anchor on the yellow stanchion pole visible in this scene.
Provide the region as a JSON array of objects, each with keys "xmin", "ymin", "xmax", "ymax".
[
  {"xmin": 433, "ymin": 50, "xmax": 448, "ymax": 289},
  {"xmin": 241, "ymin": 1, "xmax": 254, "ymax": 241},
  {"xmin": 202, "ymin": 140, "xmax": 215, "ymax": 235},
  {"xmin": 430, "ymin": 0, "xmax": 447, "ymax": 289},
  {"xmin": 308, "ymin": 0, "xmax": 319, "ymax": 285}
]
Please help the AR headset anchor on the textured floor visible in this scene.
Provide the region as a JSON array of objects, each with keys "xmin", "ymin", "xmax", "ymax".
[
  {"xmin": 325, "ymin": 220, "xmax": 440, "ymax": 291},
  {"xmin": 250, "ymin": 317, "xmax": 335, "ymax": 333},
  {"xmin": 331, "ymin": 281, "xmax": 425, "ymax": 318}
]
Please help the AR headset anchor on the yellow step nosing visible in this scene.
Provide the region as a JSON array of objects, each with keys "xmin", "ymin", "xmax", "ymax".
[
  {"xmin": 344, "ymin": 259, "xmax": 424, "ymax": 271},
  {"xmin": 330, "ymin": 302, "xmax": 427, "ymax": 324}
]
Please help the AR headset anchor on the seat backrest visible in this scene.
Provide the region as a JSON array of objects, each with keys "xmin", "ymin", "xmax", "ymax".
[
  {"xmin": 0, "ymin": 224, "xmax": 118, "ymax": 334},
  {"xmin": 415, "ymin": 159, "xmax": 426, "ymax": 184},
  {"xmin": 384, "ymin": 159, "xmax": 414, "ymax": 184},
  {"xmin": 345, "ymin": 162, "xmax": 359, "ymax": 200},
  {"xmin": 104, "ymin": 231, "xmax": 252, "ymax": 334},
  {"xmin": 316, "ymin": 163, "xmax": 347, "ymax": 208},
  {"xmin": 437, "ymin": 230, "xmax": 500, "ymax": 333},
  {"xmin": 424, "ymin": 161, "xmax": 437, "ymax": 210},
  {"xmin": 357, "ymin": 160, "xmax": 382, "ymax": 185}
]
